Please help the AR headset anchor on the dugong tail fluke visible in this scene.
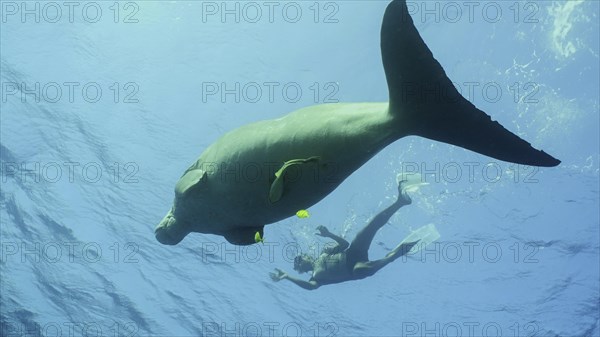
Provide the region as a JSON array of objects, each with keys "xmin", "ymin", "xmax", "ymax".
[{"xmin": 381, "ymin": 0, "xmax": 560, "ymax": 167}]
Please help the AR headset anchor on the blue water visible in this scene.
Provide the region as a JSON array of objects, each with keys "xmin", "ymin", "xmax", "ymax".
[{"xmin": 1, "ymin": 1, "xmax": 599, "ymax": 336}]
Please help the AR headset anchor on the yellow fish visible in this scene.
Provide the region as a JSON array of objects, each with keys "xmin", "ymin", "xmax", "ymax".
[
  {"xmin": 254, "ymin": 231, "xmax": 264, "ymax": 244},
  {"xmin": 296, "ymin": 209, "xmax": 310, "ymax": 219}
]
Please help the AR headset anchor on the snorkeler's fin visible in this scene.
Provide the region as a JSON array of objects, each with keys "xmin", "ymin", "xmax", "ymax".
[
  {"xmin": 381, "ymin": 0, "xmax": 560, "ymax": 167},
  {"xmin": 389, "ymin": 241, "xmax": 420, "ymax": 257},
  {"xmin": 269, "ymin": 157, "xmax": 320, "ymax": 203},
  {"xmin": 394, "ymin": 223, "xmax": 440, "ymax": 256}
]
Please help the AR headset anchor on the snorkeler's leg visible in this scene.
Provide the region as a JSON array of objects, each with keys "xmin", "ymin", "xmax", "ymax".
[
  {"xmin": 352, "ymin": 241, "xmax": 420, "ymax": 279},
  {"xmin": 346, "ymin": 180, "xmax": 412, "ymax": 263}
]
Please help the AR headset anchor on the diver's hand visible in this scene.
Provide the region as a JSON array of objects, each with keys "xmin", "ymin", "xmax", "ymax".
[
  {"xmin": 315, "ymin": 225, "xmax": 331, "ymax": 237},
  {"xmin": 270, "ymin": 268, "xmax": 287, "ymax": 282}
]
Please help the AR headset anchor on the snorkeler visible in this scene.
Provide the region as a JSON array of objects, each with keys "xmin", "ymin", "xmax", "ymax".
[{"xmin": 270, "ymin": 180, "xmax": 431, "ymax": 290}]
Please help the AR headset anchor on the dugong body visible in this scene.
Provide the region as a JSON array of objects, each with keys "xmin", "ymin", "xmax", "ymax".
[
  {"xmin": 155, "ymin": 0, "xmax": 560, "ymax": 246},
  {"xmin": 156, "ymin": 103, "xmax": 396, "ymax": 245}
]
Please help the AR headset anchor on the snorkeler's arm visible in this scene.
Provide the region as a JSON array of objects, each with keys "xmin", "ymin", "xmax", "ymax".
[
  {"xmin": 270, "ymin": 268, "xmax": 320, "ymax": 290},
  {"xmin": 284, "ymin": 275, "xmax": 320, "ymax": 290},
  {"xmin": 326, "ymin": 233, "xmax": 350, "ymax": 251},
  {"xmin": 316, "ymin": 226, "xmax": 349, "ymax": 251}
]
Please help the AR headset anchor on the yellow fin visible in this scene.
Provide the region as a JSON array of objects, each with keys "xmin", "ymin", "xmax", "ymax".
[
  {"xmin": 254, "ymin": 231, "xmax": 264, "ymax": 244},
  {"xmin": 296, "ymin": 209, "xmax": 310, "ymax": 218}
]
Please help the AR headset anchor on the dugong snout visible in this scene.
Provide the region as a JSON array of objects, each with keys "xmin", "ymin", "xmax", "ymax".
[{"xmin": 155, "ymin": 210, "xmax": 188, "ymax": 245}]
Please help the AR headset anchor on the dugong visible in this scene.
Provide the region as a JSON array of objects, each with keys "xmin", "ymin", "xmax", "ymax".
[{"xmin": 155, "ymin": 0, "xmax": 560, "ymax": 246}]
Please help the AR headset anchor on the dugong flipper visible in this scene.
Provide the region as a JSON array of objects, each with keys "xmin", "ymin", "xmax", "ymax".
[
  {"xmin": 269, "ymin": 157, "xmax": 321, "ymax": 203},
  {"xmin": 155, "ymin": 0, "xmax": 560, "ymax": 246}
]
